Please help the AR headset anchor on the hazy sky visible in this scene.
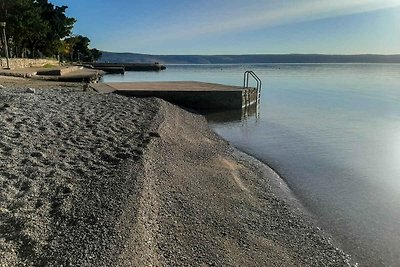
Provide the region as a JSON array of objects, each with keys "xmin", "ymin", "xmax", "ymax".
[{"xmin": 52, "ymin": 0, "xmax": 400, "ymax": 55}]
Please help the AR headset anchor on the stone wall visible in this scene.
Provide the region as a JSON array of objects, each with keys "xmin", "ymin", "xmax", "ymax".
[{"xmin": 0, "ymin": 58, "xmax": 59, "ymax": 70}]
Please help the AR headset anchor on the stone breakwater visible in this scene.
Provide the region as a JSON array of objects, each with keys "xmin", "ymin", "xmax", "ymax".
[{"xmin": 0, "ymin": 84, "xmax": 354, "ymax": 266}]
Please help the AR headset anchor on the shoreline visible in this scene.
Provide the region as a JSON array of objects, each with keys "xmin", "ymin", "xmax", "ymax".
[{"xmin": 0, "ymin": 77, "xmax": 353, "ymax": 266}]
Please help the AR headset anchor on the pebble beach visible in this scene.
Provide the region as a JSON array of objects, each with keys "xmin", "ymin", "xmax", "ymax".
[{"xmin": 0, "ymin": 76, "xmax": 353, "ymax": 266}]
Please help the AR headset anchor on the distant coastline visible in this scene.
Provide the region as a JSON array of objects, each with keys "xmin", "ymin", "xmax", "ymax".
[{"xmin": 100, "ymin": 51, "xmax": 400, "ymax": 64}]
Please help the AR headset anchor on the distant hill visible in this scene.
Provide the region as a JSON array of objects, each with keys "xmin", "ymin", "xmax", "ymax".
[{"xmin": 99, "ymin": 52, "xmax": 400, "ymax": 64}]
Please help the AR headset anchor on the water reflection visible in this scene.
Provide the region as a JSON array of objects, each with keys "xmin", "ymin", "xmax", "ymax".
[{"xmin": 204, "ymin": 102, "xmax": 260, "ymax": 123}]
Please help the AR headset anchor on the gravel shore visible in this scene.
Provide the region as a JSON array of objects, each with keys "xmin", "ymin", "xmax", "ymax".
[{"xmin": 0, "ymin": 78, "xmax": 353, "ymax": 266}]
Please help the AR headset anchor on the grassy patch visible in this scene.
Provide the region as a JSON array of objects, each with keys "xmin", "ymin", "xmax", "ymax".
[{"xmin": 42, "ymin": 64, "xmax": 59, "ymax": 68}]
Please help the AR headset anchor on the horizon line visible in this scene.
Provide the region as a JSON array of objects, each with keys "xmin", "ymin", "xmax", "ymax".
[{"xmin": 101, "ymin": 51, "xmax": 400, "ymax": 57}]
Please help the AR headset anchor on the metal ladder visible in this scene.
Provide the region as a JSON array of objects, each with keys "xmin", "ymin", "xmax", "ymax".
[{"xmin": 243, "ymin": 70, "xmax": 262, "ymax": 105}]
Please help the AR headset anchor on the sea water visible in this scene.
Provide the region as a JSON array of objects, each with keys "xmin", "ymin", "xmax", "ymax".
[{"xmin": 103, "ymin": 64, "xmax": 400, "ymax": 266}]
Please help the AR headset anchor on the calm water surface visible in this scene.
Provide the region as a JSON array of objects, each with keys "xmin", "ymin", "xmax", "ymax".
[{"xmin": 103, "ymin": 64, "xmax": 400, "ymax": 266}]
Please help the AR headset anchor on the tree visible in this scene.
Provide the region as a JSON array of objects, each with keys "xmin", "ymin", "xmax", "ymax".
[
  {"xmin": 0, "ymin": 0, "xmax": 49, "ymax": 57},
  {"xmin": 61, "ymin": 35, "xmax": 102, "ymax": 62},
  {"xmin": 90, "ymin": 48, "xmax": 102, "ymax": 62},
  {"xmin": 35, "ymin": 0, "xmax": 76, "ymax": 56},
  {"xmin": 0, "ymin": 0, "xmax": 100, "ymax": 60}
]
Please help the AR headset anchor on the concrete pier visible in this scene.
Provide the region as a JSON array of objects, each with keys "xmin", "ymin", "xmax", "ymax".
[
  {"xmin": 90, "ymin": 81, "xmax": 259, "ymax": 110},
  {"xmin": 0, "ymin": 66, "xmax": 103, "ymax": 82},
  {"xmin": 89, "ymin": 63, "xmax": 166, "ymax": 71}
]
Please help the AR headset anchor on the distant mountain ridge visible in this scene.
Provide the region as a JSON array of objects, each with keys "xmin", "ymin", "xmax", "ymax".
[{"xmin": 100, "ymin": 51, "xmax": 400, "ymax": 64}]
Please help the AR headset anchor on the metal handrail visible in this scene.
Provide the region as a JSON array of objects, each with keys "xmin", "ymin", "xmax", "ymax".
[{"xmin": 243, "ymin": 70, "xmax": 262, "ymax": 91}]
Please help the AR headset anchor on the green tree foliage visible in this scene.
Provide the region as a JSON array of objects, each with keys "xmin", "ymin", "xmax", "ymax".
[
  {"xmin": 61, "ymin": 35, "xmax": 102, "ymax": 62},
  {"xmin": 35, "ymin": 0, "xmax": 76, "ymax": 56},
  {"xmin": 0, "ymin": 0, "xmax": 47, "ymax": 57},
  {"xmin": 0, "ymin": 0, "xmax": 100, "ymax": 61},
  {"xmin": 90, "ymin": 48, "xmax": 102, "ymax": 62}
]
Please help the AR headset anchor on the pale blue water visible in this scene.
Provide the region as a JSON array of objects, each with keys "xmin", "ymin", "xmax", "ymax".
[{"xmin": 103, "ymin": 64, "xmax": 400, "ymax": 266}]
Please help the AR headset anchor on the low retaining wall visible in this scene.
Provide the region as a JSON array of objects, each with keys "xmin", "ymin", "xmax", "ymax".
[{"xmin": 0, "ymin": 58, "xmax": 59, "ymax": 70}]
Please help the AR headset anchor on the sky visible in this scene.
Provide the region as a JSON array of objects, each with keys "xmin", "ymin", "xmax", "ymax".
[{"xmin": 51, "ymin": 0, "xmax": 400, "ymax": 55}]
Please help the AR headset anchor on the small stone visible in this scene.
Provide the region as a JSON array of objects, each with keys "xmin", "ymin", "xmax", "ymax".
[
  {"xmin": 0, "ymin": 84, "xmax": 6, "ymax": 89},
  {"xmin": 0, "ymin": 103, "xmax": 11, "ymax": 111},
  {"xmin": 148, "ymin": 132, "xmax": 161, "ymax": 138},
  {"xmin": 31, "ymin": 151, "xmax": 44, "ymax": 158},
  {"xmin": 26, "ymin": 88, "xmax": 35, "ymax": 93}
]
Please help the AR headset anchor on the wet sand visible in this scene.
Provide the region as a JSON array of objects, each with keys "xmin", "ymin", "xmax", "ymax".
[{"xmin": 0, "ymin": 77, "xmax": 353, "ymax": 266}]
